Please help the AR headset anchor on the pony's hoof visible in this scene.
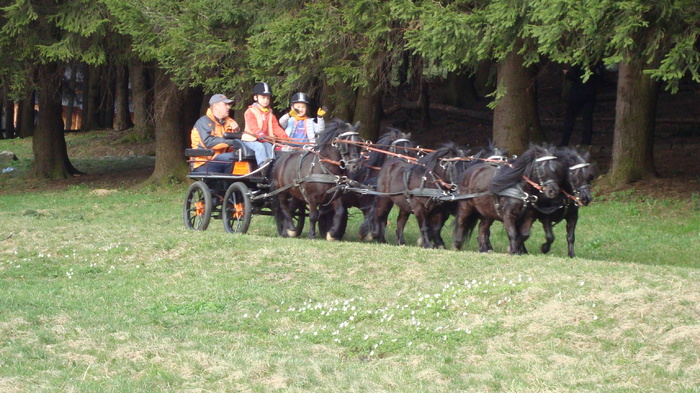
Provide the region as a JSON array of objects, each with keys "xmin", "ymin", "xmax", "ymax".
[
  {"xmin": 416, "ymin": 237, "xmax": 423, "ymax": 247},
  {"xmin": 362, "ymin": 234, "xmax": 374, "ymax": 242},
  {"xmin": 326, "ymin": 232, "xmax": 337, "ymax": 242},
  {"xmin": 287, "ymin": 230, "xmax": 298, "ymax": 238}
]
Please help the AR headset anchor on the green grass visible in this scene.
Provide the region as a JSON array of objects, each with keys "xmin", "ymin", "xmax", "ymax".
[{"xmin": 1, "ymin": 135, "xmax": 700, "ymax": 392}]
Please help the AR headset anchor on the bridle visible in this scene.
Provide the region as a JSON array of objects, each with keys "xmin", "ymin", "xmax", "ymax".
[
  {"xmin": 332, "ymin": 131, "xmax": 364, "ymax": 170},
  {"xmin": 530, "ymin": 155, "xmax": 560, "ymax": 196},
  {"xmin": 564, "ymin": 161, "xmax": 591, "ymax": 206}
]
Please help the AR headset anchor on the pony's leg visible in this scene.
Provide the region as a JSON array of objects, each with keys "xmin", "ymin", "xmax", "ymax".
[
  {"xmin": 412, "ymin": 208, "xmax": 432, "ymax": 249},
  {"xmin": 517, "ymin": 216, "xmax": 535, "ymax": 255},
  {"xmin": 427, "ymin": 211, "xmax": 447, "ymax": 249},
  {"xmin": 307, "ymin": 204, "xmax": 319, "ymax": 239},
  {"xmin": 278, "ymin": 194, "xmax": 297, "ymax": 238},
  {"xmin": 453, "ymin": 202, "xmax": 474, "ymax": 250},
  {"xmin": 502, "ymin": 213, "xmax": 520, "ymax": 255},
  {"xmin": 371, "ymin": 197, "xmax": 393, "ymax": 243},
  {"xmin": 395, "ymin": 209, "xmax": 411, "ymax": 246},
  {"xmin": 326, "ymin": 200, "xmax": 346, "ymax": 241},
  {"xmin": 540, "ymin": 218, "xmax": 554, "ymax": 254},
  {"xmin": 477, "ymin": 218, "xmax": 494, "ymax": 253},
  {"xmin": 565, "ymin": 209, "xmax": 579, "ymax": 258}
]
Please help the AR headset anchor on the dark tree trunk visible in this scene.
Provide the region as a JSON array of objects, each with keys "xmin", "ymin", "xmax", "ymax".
[
  {"xmin": 83, "ymin": 64, "xmax": 102, "ymax": 131},
  {"xmin": 32, "ymin": 63, "xmax": 79, "ymax": 179},
  {"xmin": 130, "ymin": 59, "xmax": 155, "ymax": 139},
  {"xmin": 420, "ymin": 79, "xmax": 431, "ymax": 128},
  {"xmin": 17, "ymin": 91, "xmax": 36, "ymax": 138},
  {"xmin": 114, "ymin": 64, "xmax": 134, "ymax": 131},
  {"xmin": 3, "ymin": 85, "xmax": 16, "ymax": 139},
  {"xmin": 492, "ymin": 49, "xmax": 543, "ymax": 155},
  {"xmin": 102, "ymin": 65, "xmax": 116, "ymax": 129},
  {"xmin": 64, "ymin": 66, "xmax": 76, "ymax": 131},
  {"xmin": 441, "ymin": 71, "xmax": 479, "ymax": 109},
  {"xmin": 353, "ymin": 79, "xmax": 382, "ymax": 142},
  {"xmin": 147, "ymin": 67, "xmax": 187, "ymax": 184},
  {"xmin": 182, "ymin": 87, "xmax": 204, "ymax": 147},
  {"xmin": 610, "ymin": 55, "xmax": 659, "ymax": 184}
]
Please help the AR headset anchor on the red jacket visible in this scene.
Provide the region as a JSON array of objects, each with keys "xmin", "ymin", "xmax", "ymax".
[{"xmin": 243, "ymin": 104, "xmax": 286, "ymax": 142}]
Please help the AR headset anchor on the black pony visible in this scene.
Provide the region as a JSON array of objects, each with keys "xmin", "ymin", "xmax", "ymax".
[
  {"xmin": 363, "ymin": 143, "xmax": 469, "ymax": 248},
  {"xmin": 318, "ymin": 128, "xmax": 417, "ymax": 240},
  {"xmin": 452, "ymin": 144, "xmax": 567, "ymax": 255},
  {"xmin": 536, "ymin": 147, "xmax": 596, "ymax": 257},
  {"xmin": 271, "ymin": 119, "xmax": 364, "ymax": 240},
  {"xmin": 421, "ymin": 143, "xmax": 510, "ymax": 247}
]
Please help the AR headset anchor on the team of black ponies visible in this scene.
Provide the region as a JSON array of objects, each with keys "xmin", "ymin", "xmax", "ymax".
[{"xmin": 271, "ymin": 118, "xmax": 596, "ymax": 257}]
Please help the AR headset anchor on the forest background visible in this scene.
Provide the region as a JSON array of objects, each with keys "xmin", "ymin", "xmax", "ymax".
[{"xmin": 0, "ymin": 0, "xmax": 699, "ymax": 189}]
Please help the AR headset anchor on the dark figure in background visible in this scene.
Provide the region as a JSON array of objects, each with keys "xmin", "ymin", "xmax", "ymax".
[{"xmin": 560, "ymin": 63, "xmax": 605, "ymax": 147}]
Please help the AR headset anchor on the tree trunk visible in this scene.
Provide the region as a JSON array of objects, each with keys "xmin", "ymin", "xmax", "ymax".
[
  {"xmin": 492, "ymin": 50, "xmax": 543, "ymax": 155},
  {"xmin": 420, "ymin": 79, "xmax": 431, "ymax": 128},
  {"xmin": 17, "ymin": 91, "xmax": 36, "ymax": 138},
  {"xmin": 3, "ymin": 85, "xmax": 16, "ymax": 139},
  {"xmin": 441, "ymin": 71, "xmax": 478, "ymax": 109},
  {"xmin": 353, "ymin": 80, "xmax": 382, "ymax": 142},
  {"xmin": 610, "ymin": 55, "xmax": 659, "ymax": 184},
  {"xmin": 33, "ymin": 63, "xmax": 78, "ymax": 179},
  {"xmin": 114, "ymin": 64, "xmax": 134, "ymax": 131},
  {"xmin": 130, "ymin": 59, "xmax": 155, "ymax": 139},
  {"xmin": 182, "ymin": 86, "xmax": 204, "ymax": 147},
  {"xmin": 102, "ymin": 65, "xmax": 116, "ymax": 129},
  {"xmin": 82, "ymin": 64, "xmax": 102, "ymax": 131},
  {"xmin": 64, "ymin": 66, "xmax": 76, "ymax": 131},
  {"xmin": 147, "ymin": 67, "xmax": 187, "ymax": 184}
]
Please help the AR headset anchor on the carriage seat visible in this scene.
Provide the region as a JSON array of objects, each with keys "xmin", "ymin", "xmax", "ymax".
[{"xmin": 184, "ymin": 140, "xmax": 256, "ymax": 162}]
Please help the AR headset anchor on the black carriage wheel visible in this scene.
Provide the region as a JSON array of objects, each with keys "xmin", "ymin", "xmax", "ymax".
[
  {"xmin": 275, "ymin": 199, "xmax": 306, "ymax": 237},
  {"xmin": 223, "ymin": 182, "xmax": 252, "ymax": 234},
  {"xmin": 184, "ymin": 181, "xmax": 212, "ymax": 230}
]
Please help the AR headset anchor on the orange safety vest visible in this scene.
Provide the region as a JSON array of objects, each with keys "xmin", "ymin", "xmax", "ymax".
[
  {"xmin": 243, "ymin": 105, "xmax": 285, "ymax": 142},
  {"xmin": 190, "ymin": 109, "xmax": 239, "ymax": 169}
]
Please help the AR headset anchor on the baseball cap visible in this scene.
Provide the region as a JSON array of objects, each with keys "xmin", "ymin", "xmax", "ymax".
[{"xmin": 209, "ymin": 94, "xmax": 234, "ymax": 106}]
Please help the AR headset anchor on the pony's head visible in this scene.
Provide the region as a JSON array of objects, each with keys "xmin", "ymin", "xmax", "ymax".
[
  {"xmin": 489, "ymin": 144, "xmax": 566, "ymax": 199},
  {"xmin": 366, "ymin": 128, "xmax": 417, "ymax": 168},
  {"xmin": 317, "ymin": 119, "xmax": 364, "ymax": 174},
  {"xmin": 560, "ymin": 148, "xmax": 596, "ymax": 206},
  {"xmin": 419, "ymin": 142, "xmax": 470, "ymax": 183},
  {"xmin": 531, "ymin": 145, "xmax": 565, "ymax": 199}
]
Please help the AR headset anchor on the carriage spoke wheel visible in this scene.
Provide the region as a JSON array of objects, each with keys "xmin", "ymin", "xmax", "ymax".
[
  {"xmin": 184, "ymin": 181, "xmax": 212, "ymax": 230},
  {"xmin": 275, "ymin": 199, "xmax": 306, "ymax": 237},
  {"xmin": 223, "ymin": 182, "xmax": 252, "ymax": 234}
]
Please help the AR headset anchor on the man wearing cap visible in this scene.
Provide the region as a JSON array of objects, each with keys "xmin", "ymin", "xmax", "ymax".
[{"xmin": 190, "ymin": 94, "xmax": 241, "ymax": 173}]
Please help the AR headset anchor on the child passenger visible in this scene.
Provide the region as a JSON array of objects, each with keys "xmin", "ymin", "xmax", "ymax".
[
  {"xmin": 278, "ymin": 92, "xmax": 326, "ymax": 146},
  {"xmin": 242, "ymin": 82, "xmax": 287, "ymax": 166}
]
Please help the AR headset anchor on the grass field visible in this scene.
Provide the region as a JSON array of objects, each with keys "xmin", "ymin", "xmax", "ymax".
[{"xmin": 1, "ymin": 134, "xmax": 699, "ymax": 392}]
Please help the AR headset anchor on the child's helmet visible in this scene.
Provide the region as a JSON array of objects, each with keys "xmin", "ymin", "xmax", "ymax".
[
  {"xmin": 290, "ymin": 92, "xmax": 310, "ymax": 105},
  {"xmin": 253, "ymin": 82, "xmax": 272, "ymax": 96}
]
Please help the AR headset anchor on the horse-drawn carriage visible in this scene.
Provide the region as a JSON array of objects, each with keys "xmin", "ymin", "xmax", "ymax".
[
  {"xmin": 182, "ymin": 118, "xmax": 364, "ymax": 237},
  {"xmin": 182, "ymin": 118, "xmax": 595, "ymax": 257}
]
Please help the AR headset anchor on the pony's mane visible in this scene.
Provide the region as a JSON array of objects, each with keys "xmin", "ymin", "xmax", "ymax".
[
  {"xmin": 489, "ymin": 145, "xmax": 548, "ymax": 193},
  {"xmin": 418, "ymin": 142, "xmax": 466, "ymax": 168},
  {"xmin": 315, "ymin": 118, "xmax": 348, "ymax": 146}
]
